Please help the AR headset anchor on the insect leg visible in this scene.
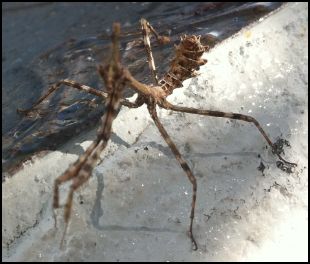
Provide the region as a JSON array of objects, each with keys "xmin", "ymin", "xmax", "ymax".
[
  {"xmin": 160, "ymin": 100, "xmax": 297, "ymax": 167},
  {"xmin": 140, "ymin": 18, "xmax": 170, "ymax": 85},
  {"xmin": 148, "ymin": 103, "xmax": 198, "ymax": 251},
  {"xmin": 17, "ymin": 78, "xmax": 140, "ymax": 117},
  {"xmin": 17, "ymin": 79, "xmax": 109, "ymax": 115},
  {"xmin": 57, "ymin": 22, "xmax": 126, "ymax": 248}
]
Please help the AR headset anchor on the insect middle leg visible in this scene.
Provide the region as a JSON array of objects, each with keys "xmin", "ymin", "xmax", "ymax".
[
  {"xmin": 160, "ymin": 100, "xmax": 297, "ymax": 167},
  {"xmin": 17, "ymin": 79, "xmax": 140, "ymax": 116},
  {"xmin": 148, "ymin": 102, "xmax": 198, "ymax": 250},
  {"xmin": 17, "ymin": 79, "xmax": 109, "ymax": 115}
]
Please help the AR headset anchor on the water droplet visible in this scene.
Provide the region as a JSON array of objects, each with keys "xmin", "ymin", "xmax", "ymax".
[{"xmin": 86, "ymin": 56, "xmax": 94, "ymax": 62}]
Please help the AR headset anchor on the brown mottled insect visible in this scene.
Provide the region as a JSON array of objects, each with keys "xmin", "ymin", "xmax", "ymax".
[{"xmin": 18, "ymin": 19, "xmax": 296, "ymax": 250}]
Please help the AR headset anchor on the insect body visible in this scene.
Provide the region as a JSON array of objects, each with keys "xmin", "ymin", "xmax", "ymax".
[{"xmin": 18, "ymin": 19, "xmax": 296, "ymax": 250}]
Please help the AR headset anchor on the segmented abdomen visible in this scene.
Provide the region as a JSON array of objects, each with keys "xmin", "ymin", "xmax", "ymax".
[{"xmin": 159, "ymin": 35, "xmax": 208, "ymax": 96}]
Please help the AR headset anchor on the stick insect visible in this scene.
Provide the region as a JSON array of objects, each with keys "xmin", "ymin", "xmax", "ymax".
[{"xmin": 18, "ymin": 19, "xmax": 297, "ymax": 250}]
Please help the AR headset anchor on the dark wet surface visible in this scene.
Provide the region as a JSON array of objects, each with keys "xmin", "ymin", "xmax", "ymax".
[{"xmin": 2, "ymin": 2, "xmax": 284, "ymax": 175}]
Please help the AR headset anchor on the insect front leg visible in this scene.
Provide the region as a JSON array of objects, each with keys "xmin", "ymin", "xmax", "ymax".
[
  {"xmin": 140, "ymin": 18, "xmax": 170, "ymax": 85},
  {"xmin": 55, "ymin": 22, "xmax": 126, "ymax": 248}
]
